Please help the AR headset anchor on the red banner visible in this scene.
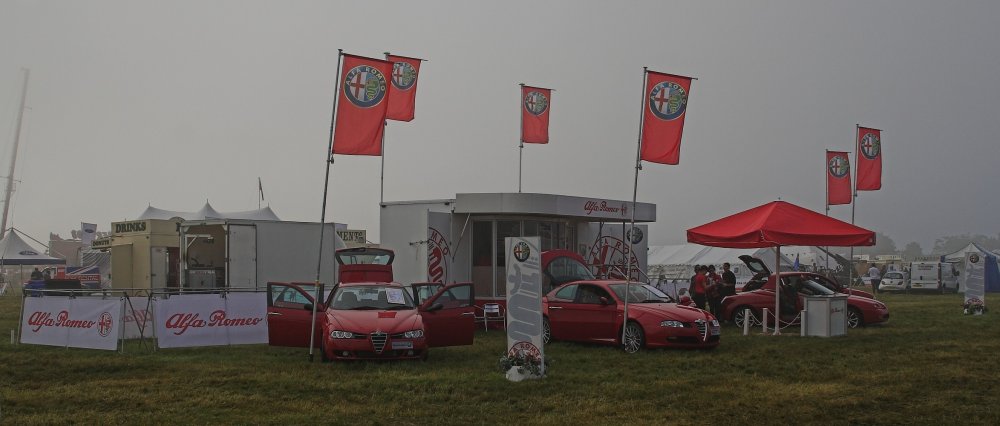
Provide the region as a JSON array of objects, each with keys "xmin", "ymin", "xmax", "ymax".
[
  {"xmin": 827, "ymin": 151, "xmax": 852, "ymax": 205},
  {"xmin": 521, "ymin": 85, "xmax": 551, "ymax": 144},
  {"xmin": 386, "ymin": 54, "xmax": 422, "ymax": 122},
  {"xmin": 640, "ymin": 71, "xmax": 693, "ymax": 165},
  {"xmin": 856, "ymin": 127, "xmax": 882, "ymax": 190},
  {"xmin": 332, "ymin": 54, "xmax": 393, "ymax": 156}
]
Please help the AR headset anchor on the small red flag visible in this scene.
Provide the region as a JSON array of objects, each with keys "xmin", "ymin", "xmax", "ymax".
[
  {"xmin": 640, "ymin": 71, "xmax": 693, "ymax": 165},
  {"xmin": 332, "ymin": 54, "xmax": 393, "ymax": 156},
  {"xmin": 856, "ymin": 127, "xmax": 882, "ymax": 190},
  {"xmin": 827, "ymin": 151, "xmax": 852, "ymax": 205},
  {"xmin": 385, "ymin": 54, "xmax": 422, "ymax": 122},
  {"xmin": 521, "ymin": 85, "xmax": 551, "ymax": 144}
]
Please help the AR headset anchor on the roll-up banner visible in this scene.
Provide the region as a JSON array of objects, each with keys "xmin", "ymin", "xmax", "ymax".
[
  {"xmin": 964, "ymin": 252, "xmax": 986, "ymax": 311},
  {"xmin": 21, "ymin": 296, "xmax": 122, "ymax": 351},
  {"xmin": 153, "ymin": 293, "xmax": 268, "ymax": 348},
  {"xmin": 504, "ymin": 236, "xmax": 545, "ymax": 379}
]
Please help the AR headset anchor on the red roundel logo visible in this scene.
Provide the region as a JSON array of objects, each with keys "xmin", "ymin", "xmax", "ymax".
[
  {"xmin": 427, "ymin": 228, "xmax": 451, "ymax": 283},
  {"xmin": 98, "ymin": 312, "xmax": 114, "ymax": 337},
  {"xmin": 507, "ymin": 341, "xmax": 542, "ymax": 362}
]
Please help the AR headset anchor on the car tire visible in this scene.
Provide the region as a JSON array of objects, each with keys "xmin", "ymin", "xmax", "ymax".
[
  {"xmin": 847, "ymin": 307, "xmax": 864, "ymax": 329},
  {"xmin": 732, "ymin": 306, "xmax": 756, "ymax": 329},
  {"xmin": 622, "ymin": 321, "xmax": 644, "ymax": 354},
  {"xmin": 320, "ymin": 339, "xmax": 331, "ymax": 363},
  {"xmin": 542, "ymin": 317, "xmax": 551, "ymax": 345}
]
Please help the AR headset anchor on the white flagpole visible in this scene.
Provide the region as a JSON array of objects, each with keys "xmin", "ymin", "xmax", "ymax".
[
  {"xmin": 825, "ymin": 150, "xmax": 830, "ymax": 271},
  {"xmin": 623, "ymin": 67, "xmax": 648, "ymax": 349},
  {"xmin": 309, "ymin": 49, "xmax": 343, "ymax": 362},
  {"xmin": 518, "ymin": 83, "xmax": 524, "ymax": 193},
  {"xmin": 850, "ymin": 125, "xmax": 858, "ymax": 291}
]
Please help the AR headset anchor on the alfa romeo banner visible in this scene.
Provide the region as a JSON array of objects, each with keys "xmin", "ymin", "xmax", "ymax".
[
  {"xmin": 427, "ymin": 212, "xmax": 453, "ymax": 283},
  {"xmin": 153, "ymin": 293, "xmax": 268, "ymax": 348},
  {"xmin": 504, "ymin": 237, "xmax": 545, "ymax": 379},
  {"xmin": 122, "ymin": 296, "xmax": 153, "ymax": 339},
  {"xmin": 964, "ymin": 252, "xmax": 986, "ymax": 312},
  {"xmin": 21, "ymin": 296, "xmax": 122, "ymax": 351},
  {"xmin": 826, "ymin": 151, "xmax": 852, "ymax": 205}
]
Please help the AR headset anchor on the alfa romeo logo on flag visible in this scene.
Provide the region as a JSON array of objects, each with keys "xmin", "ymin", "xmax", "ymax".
[
  {"xmin": 98, "ymin": 312, "xmax": 114, "ymax": 337},
  {"xmin": 513, "ymin": 241, "xmax": 531, "ymax": 262},
  {"xmin": 391, "ymin": 61, "xmax": 417, "ymax": 91},
  {"xmin": 828, "ymin": 155, "xmax": 850, "ymax": 178},
  {"xmin": 524, "ymin": 91, "xmax": 549, "ymax": 116},
  {"xmin": 860, "ymin": 132, "xmax": 881, "ymax": 160},
  {"xmin": 648, "ymin": 81, "xmax": 687, "ymax": 120},
  {"xmin": 343, "ymin": 65, "xmax": 388, "ymax": 108}
]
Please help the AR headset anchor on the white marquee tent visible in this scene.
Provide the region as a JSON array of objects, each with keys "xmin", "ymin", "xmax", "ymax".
[{"xmin": 137, "ymin": 202, "xmax": 280, "ymax": 221}]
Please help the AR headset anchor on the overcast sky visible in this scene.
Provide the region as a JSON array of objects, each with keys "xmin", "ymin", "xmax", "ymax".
[{"xmin": 2, "ymin": 1, "xmax": 999, "ymax": 252}]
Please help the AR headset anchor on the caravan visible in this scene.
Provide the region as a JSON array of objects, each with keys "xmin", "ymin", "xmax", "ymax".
[{"xmin": 908, "ymin": 261, "xmax": 960, "ymax": 293}]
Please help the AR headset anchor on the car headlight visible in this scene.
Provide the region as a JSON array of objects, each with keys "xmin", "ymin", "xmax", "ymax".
[
  {"xmin": 711, "ymin": 319, "xmax": 720, "ymax": 327},
  {"xmin": 403, "ymin": 329, "xmax": 424, "ymax": 339},
  {"xmin": 660, "ymin": 320, "xmax": 685, "ymax": 328},
  {"xmin": 330, "ymin": 330, "xmax": 355, "ymax": 339}
]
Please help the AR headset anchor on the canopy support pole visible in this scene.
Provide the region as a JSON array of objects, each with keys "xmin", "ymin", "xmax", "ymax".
[{"xmin": 774, "ymin": 245, "xmax": 781, "ymax": 335}]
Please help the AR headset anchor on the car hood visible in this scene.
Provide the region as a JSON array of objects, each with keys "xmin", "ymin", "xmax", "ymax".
[
  {"xmin": 628, "ymin": 303, "xmax": 714, "ymax": 322},
  {"xmin": 326, "ymin": 309, "xmax": 421, "ymax": 333}
]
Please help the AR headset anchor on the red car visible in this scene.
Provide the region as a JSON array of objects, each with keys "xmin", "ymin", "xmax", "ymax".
[
  {"xmin": 543, "ymin": 281, "xmax": 720, "ymax": 353},
  {"xmin": 740, "ymin": 255, "xmax": 875, "ymax": 299},
  {"xmin": 266, "ymin": 247, "xmax": 476, "ymax": 361},
  {"xmin": 723, "ymin": 257, "xmax": 889, "ymax": 329}
]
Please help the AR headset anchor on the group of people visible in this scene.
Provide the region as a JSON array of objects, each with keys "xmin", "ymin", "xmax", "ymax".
[{"xmin": 688, "ymin": 263, "xmax": 737, "ymax": 318}]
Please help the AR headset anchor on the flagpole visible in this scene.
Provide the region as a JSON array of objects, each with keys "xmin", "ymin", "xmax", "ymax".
[
  {"xmin": 623, "ymin": 67, "xmax": 648, "ymax": 350},
  {"xmin": 379, "ymin": 121, "xmax": 387, "ymax": 204},
  {"xmin": 825, "ymin": 150, "xmax": 830, "ymax": 271},
  {"xmin": 849, "ymin": 124, "xmax": 858, "ymax": 291},
  {"xmin": 310, "ymin": 49, "xmax": 343, "ymax": 362},
  {"xmin": 518, "ymin": 83, "xmax": 524, "ymax": 193}
]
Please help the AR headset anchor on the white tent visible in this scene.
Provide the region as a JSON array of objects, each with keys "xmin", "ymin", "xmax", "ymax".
[
  {"xmin": 647, "ymin": 243, "xmax": 794, "ymax": 298},
  {"xmin": 137, "ymin": 202, "xmax": 280, "ymax": 221},
  {"xmin": 0, "ymin": 229, "xmax": 65, "ymax": 265},
  {"xmin": 943, "ymin": 242, "xmax": 999, "ymax": 292}
]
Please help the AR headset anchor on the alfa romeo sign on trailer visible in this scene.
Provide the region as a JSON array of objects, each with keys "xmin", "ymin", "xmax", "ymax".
[{"xmin": 504, "ymin": 237, "xmax": 545, "ymax": 380}]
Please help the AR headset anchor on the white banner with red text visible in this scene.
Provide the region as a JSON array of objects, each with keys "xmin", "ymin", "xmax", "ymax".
[
  {"xmin": 152, "ymin": 292, "xmax": 268, "ymax": 348},
  {"xmin": 504, "ymin": 236, "xmax": 545, "ymax": 380},
  {"xmin": 20, "ymin": 296, "xmax": 122, "ymax": 351}
]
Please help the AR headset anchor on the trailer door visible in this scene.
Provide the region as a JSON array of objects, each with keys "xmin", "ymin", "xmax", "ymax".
[{"xmin": 227, "ymin": 224, "xmax": 257, "ymax": 288}]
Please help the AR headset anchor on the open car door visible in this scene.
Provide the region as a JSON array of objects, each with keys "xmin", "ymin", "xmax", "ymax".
[
  {"xmin": 419, "ymin": 282, "xmax": 475, "ymax": 347},
  {"xmin": 266, "ymin": 282, "xmax": 325, "ymax": 348},
  {"xmin": 409, "ymin": 282, "xmax": 444, "ymax": 305}
]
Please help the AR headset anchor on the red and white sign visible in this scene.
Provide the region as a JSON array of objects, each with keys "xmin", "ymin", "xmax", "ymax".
[
  {"xmin": 856, "ymin": 127, "xmax": 882, "ymax": 191},
  {"xmin": 386, "ymin": 54, "xmax": 423, "ymax": 122},
  {"xmin": 122, "ymin": 297, "xmax": 153, "ymax": 339},
  {"xmin": 332, "ymin": 54, "xmax": 393, "ymax": 156},
  {"xmin": 427, "ymin": 212, "xmax": 453, "ymax": 284},
  {"xmin": 826, "ymin": 151, "xmax": 852, "ymax": 205},
  {"xmin": 521, "ymin": 85, "xmax": 552, "ymax": 144},
  {"xmin": 153, "ymin": 293, "xmax": 268, "ymax": 348},
  {"xmin": 20, "ymin": 296, "xmax": 122, "ymax": 351},
  {"xmin": 640, "ymin": 70, "xmax": 693, "ymax": 165}
]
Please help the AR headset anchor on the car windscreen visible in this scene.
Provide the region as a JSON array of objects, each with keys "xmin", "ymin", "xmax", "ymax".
[
  {"xmin": 609, "ymin": 284, "xmax": 672, "ymax": 303},
  {"xmin": 546, "ymin": 256, "xmax": 596, "ymax": 285},
  {"xmin": 884, "ymin": 272, "xmax": 904, "ymax": 279},
  {"xmin": 796, "ymin": 279, "xmax": 837, "ymax": 296},
  {"xmin": 331, "ymin": 286, "xmax": 415, "ymax": 310}
]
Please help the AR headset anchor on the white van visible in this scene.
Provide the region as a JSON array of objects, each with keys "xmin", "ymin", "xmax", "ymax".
[{"xmin": 908, "ymin": 261, "xmax": 960, "ymax": 293}]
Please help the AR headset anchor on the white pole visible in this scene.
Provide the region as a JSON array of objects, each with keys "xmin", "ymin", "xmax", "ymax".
[
  {"xmin": 762, "ymin": 308, "xmax": 769, "ymax": 334},
  {"xmin": 773, "ymin": 245, "xmax": 781, "ymax": 335},
  {"xmin": 742, "ymin": 308, "xmax": 750, "ymax": 336},
  {"xmin": 2, "ymin": 68, "xmax": 29, "ymax": 234},
  {"xmin": 800, "ymin": 309, "xmax": 807, "ymax": 336},
  {"xmin": 518, "ymin": 83, "xmax": 524, "ymax": 193}
]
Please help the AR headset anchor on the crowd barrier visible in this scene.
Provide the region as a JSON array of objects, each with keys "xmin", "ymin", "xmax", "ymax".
[{"xmin": 16, "ymin": 288, "xmax": 268, "ymax": 352}]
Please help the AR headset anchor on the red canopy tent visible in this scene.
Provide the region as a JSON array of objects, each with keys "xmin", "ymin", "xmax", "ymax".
[{"xmin": 686, "ymin": 201, "xmax": 875, "ymax": 333}]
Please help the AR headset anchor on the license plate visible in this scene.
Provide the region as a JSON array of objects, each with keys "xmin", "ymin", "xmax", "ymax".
[
  {"xmin": 711, "ymin": 326, "xmax": 721, "ymax": 336},
  {"xmin": 391, "ymin": 341, "xmax": 413, "ymax": 350},
  {"xmin": 912, "ymin": 284, "xmax": 921, "ymax": 287}
]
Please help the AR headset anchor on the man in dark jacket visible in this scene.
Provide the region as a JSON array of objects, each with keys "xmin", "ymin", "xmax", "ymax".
[{"xmin": 721, "ymin": 262, "xmax": 737, "ymax": 297}]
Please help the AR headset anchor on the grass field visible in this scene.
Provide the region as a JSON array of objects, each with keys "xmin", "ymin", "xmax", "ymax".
[{"xmin": 1, "ymin": 288, "xmax": 998, "ymax": 425}]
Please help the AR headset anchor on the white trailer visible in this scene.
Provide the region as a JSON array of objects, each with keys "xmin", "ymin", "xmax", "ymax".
[{"xmin": 179, "ymin": 220, "xmax": 347, "ymax": 289}]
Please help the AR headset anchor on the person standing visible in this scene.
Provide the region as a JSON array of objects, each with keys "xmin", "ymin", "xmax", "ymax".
[
  {"xmin": 721, "ymin": 262, "xmax": 737, "ymax": 297},
  {"xmin": 706, "ymin": 265, "xmax": 723, "ymax": 317},
  {"xmin": 868, "ymin": 264, "xmax": 881, "ymax": 294},
  {"xmin": 690, "ymin": 265, "xmax": 707, "ymax": 310}
]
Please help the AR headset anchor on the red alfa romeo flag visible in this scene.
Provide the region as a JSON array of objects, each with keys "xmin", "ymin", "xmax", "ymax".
[
  {"xmin": 332, "ymin": 54, "xmax": 393, "ymax": 156},
  {"xmin": 856, "ymin": 127, "xmax": 882, "ymax": 190},
  {"xmin": 640, "ymin": 70, "xmax": 693, "ymax": 165},
  {"xmin": 827, "ymin": 151, "xmax": 852, "ymax": 205},
  {"xmin": 521, "ymin": 85, "xmax": 552, "ymax": 144},
  {"xmin": 385, "ymin": 54, "xmax": 422, "ymax": 122}
]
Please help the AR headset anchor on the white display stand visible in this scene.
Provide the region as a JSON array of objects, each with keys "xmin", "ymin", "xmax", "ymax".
[{"xmin": 804, "ymin": 295, "xmax": 848, "ymax": 337}]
